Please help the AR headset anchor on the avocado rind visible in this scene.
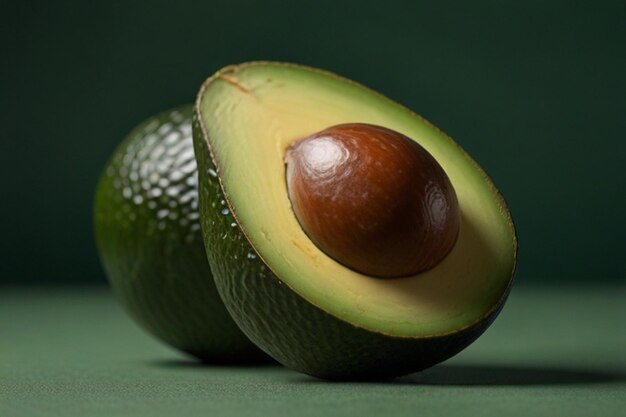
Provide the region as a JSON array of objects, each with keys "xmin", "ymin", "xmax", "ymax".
[{"xmin": 94, "ymin": 105, "xmax": 268, "ymax": 363}]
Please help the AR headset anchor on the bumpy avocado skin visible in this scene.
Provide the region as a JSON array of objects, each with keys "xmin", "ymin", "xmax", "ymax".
[
  {"xmin": 94, "ymin": 105, "xmax": 268, "ymax": 363},
  {"xmin": 193, "ymin": 112, "xmax": 510, "ymax": 380}
]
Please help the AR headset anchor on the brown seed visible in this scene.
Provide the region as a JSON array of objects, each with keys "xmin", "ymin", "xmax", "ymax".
[{"xmin": 285, "ymin": 123, "xmax": 460, "ymax": 278}]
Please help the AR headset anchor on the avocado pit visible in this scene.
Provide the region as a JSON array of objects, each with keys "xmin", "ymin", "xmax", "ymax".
[{"xmin": 285, "ymin": 123, "xmax": 460, "ymax": 278}]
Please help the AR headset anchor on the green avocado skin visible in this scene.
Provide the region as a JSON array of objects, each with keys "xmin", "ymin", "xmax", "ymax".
[
  {"xmin": 193, "ymin": 114, "xmax": 509, "ymax": 380},
  {"xmin": 94, "ymin": 105, "xmax": 268, "ymax": 363}
]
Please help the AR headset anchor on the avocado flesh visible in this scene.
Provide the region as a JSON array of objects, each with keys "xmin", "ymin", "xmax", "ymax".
[
  {"xmin": 194, "ymin": 63, "xmax": 517, "ymax": 378},
  {"xmin": 94, "ymin": 105, "xmax": 268, "ymax": 363}
]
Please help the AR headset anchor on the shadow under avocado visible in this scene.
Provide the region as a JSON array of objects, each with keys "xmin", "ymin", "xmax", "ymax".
[
  {"xmin": 148, "ymin": 356, "xmax": 280, "ymax": 369},
  {"xmin": 291, "ymin": 364, "xmax": 626, "ymax": 386},
  {"xmin": 402, "ymin": 364, "xmax": 626, "ymax": 386},
  {"xmin": 149, "ymin": 358, "xmax": 624, "ymax": 386},
  {"xmin": 397, "ymin": 364, "xmax": 624, "ymax": 386}
]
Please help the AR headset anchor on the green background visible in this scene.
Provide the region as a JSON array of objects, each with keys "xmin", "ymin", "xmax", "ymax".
[{"xmin": 3, "ymin": 0, "xmax": 625, "ymax": 284}]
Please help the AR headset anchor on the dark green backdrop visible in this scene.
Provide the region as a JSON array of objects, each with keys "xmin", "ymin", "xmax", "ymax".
[{"xmin": 3, "ymin": 1, "xmax": 625, "ymax": 284}]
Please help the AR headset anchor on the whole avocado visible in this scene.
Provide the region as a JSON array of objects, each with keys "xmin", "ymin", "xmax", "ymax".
[{"xmin": 94, "ymin": 105, "xmax": 269, "ymax": 363}]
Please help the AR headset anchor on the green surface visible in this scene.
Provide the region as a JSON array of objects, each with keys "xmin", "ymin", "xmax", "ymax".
[{"xmin": 2, "ymin": 285, "xmax": 624, "ymax": 416}]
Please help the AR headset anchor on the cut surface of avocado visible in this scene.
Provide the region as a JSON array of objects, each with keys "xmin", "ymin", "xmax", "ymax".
[{"xmin": 197, "ymin": 64, "xmax": 516, "ymax": 338}]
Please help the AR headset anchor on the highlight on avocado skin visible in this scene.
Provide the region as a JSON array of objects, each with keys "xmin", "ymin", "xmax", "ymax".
[
  {"xmin": 194, "ymin": 62, "xmax": 517, "ymax": 380},
  {"xmin": 94, "ymin": 105, "xmax": 269, "ymax": 364}
]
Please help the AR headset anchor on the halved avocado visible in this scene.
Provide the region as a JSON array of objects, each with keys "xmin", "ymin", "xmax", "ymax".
[
  {"xmin": 94, "ymin": 105, "xmax": 268, "ymax": 363},
  {"xmin": 193, "ymin": 63, "xmax": 517, "ymax": 379}
]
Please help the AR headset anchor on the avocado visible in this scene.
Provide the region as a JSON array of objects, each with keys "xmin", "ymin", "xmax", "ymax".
[
  {"xmin": 94, "ymin": 105, "xmax": 268, "ymax": 363},
  {"xmin": 193, "ymin": 62, "xmax": 517, "ymax": 380}
]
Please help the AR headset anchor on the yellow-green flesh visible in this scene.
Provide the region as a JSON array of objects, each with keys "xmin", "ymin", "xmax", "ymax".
[{"xmin": 199, "ymin": 64, "xmax": 516, "ymax": 338}]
